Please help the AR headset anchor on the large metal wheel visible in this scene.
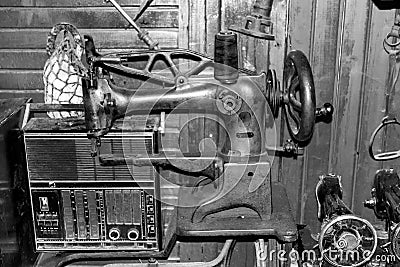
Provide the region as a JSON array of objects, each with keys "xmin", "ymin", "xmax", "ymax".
[{"xmin": 282, "ymin": 50, "xmax": 316, "ymax": 145}]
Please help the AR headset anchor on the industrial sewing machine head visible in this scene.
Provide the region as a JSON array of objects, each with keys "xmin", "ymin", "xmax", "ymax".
[
  {"xmin": 315, "ymin": 174, "xmax": 378, "ymax": 267},
  {"xmin": 82, "ymin": 0, "xmax": 333, "ymax": 247},
  {"xmin": 363, "ymin": 118, "xmax": 400, "ymax": 262}
]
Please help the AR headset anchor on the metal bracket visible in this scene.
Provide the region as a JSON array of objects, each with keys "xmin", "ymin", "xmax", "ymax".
[{"xmin": 229, "ymin": 0, "xmax": 275, "ymax": 40}]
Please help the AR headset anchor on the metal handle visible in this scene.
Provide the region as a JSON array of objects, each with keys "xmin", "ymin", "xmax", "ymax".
[{"xmin": 369, "ymin": 116, "xmax": 400, "ymax": 161}]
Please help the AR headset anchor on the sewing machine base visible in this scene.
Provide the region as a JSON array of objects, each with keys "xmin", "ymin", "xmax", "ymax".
[{"xmin": 176, "ymin": 182, "xmax": 297, "ymax": 242}]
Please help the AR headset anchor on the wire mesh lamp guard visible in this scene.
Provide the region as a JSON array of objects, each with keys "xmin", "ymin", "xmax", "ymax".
[{"xmin": 43, "ymin": 23, "xmax": 87, "ymax": 118}]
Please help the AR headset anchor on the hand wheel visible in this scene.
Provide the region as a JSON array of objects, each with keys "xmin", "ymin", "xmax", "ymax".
[{"xmin": 282, "ymin": 50, "xmax": 316, "ymax": 145}]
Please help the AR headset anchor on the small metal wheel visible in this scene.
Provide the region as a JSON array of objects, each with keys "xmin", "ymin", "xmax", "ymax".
[
  {"xmin": 319, "ymin": 215, "xmax": 378, "ymax": 267},
  {"xmin": 391, "ymin": 223, "xmax": 400, "ymax": 262}
]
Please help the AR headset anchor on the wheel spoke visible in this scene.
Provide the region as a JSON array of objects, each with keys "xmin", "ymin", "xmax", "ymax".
[
  {"xmin": 289, "ymin": 76, "xmax": 302, "ymax": 111},
  {"xmin": 287, "ymin": 105, "xmax": 301, "ymax": 133},
  {"xmin": 165, "ymin": 54, "xmax": 182, "ymax": 76},
  {"xmin": 284, "ymin": 61, "xmax": 296, "ymax": 91}
]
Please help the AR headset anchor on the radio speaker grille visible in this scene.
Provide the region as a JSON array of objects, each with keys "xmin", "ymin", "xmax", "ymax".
[{"xmin": 25, "ymin": 136, "xmax": 153, "ymax": 181}]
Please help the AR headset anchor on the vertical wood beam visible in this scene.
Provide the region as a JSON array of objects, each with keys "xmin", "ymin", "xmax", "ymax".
[
  {"xmin": 328, "ymin": 0, "xmax": 372, "ymax": 207},
  {"xmin": 353, "ymin": 6, "xmax": 394, "ymax": 220},
  {"xmin": 301, "ymin": 0, "xmax": 342, "ymax": 231},
  {"xmin": 284, "ymin": 0, "xmax": 313, "ymax": 221},
  {"xmin": 188, "ymin": 0, "xmax": 206, "ymax": 54}
]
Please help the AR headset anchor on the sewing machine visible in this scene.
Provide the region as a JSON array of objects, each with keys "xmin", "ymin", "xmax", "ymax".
[
  {"xmin": 22, "ymin": 0, "xmax": 336, "ymax": 265},
  {"xmin": 316, "ymin": 174, "xmax": 378, "ymax": 267},
  {"xmin": 364, "ymin": 169, "xmax": 400, "ymax": 262},
  {"xmin": 81, "ymin": 0, "xmax": 333, "ymax": 256}
]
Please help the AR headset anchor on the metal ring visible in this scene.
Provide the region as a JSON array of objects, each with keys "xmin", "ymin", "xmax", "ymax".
[
  {"xmin": 369, "ymin": 116, "xmax": 400, "ymax": 161},
  {"xmin": 383, "ymin": 34, "xmax": 400, "ymax": 55}
]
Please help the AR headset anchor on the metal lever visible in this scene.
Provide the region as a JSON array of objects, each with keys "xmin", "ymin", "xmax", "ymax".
[
  {"xmin": 229, "ymin": 0, "xmax": 275, "ymax": 40},
  {"xmin": 104, "ymin": 0, "xmax": 159, "ymax": 50}
]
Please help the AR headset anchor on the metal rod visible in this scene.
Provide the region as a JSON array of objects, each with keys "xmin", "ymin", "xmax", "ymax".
[
  {"xmin": 106, "ymin": 0, "xmax": 140, "ymax": 32},
  {"xmin": 133, "ymin": 0, "xmax": 155, "ymax": 21},
  {"xmin": 102, "ymin": 240, "xmax": 235, "ymax": 267},
  {"xmin": 105, "ymin": 0, "xmax": 159, "ymax": 50},
  {"xmin": 55, "ymin": 240, "xmax": 234, "ymax": 267}
]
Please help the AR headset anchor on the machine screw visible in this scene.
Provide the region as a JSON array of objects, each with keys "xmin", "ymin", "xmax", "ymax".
[{"xmin": 364, "ymin": 198, "xmax": 377, "ymax": 208}]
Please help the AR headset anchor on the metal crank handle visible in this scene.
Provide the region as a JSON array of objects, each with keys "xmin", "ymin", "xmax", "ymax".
[
  {"xmin": 104, "ymin": 0, "xmax": 159, "ymax": 50},
  {"xmin": 315, "ymin": 102, "xmax": 334, "ymax": 123}
]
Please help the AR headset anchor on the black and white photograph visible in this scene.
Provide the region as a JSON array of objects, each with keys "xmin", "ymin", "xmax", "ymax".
[{"xmin": 1, "ymin": 0, "xmax": 400, "ymax": 266}]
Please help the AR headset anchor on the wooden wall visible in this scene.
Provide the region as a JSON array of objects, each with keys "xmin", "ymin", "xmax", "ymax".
[
  {"xmin": 0, "ymin": 0, "xmax": 182, "ymax": 102},
  {"xmin": 287, "ymin": 0, "xmax": 398, "ymax": 234},
  {"xmin": 1, "ymin": 0, "xmax": 400, "ymax": 265}
]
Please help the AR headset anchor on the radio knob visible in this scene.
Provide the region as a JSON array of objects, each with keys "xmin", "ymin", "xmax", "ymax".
[
  {"xmin": 108, "ymin": 228, "xmax": 120, "ymax": 240},
  {"xmin": 127, "ymin": 228, "xmax": 140, "ymax": 241}
]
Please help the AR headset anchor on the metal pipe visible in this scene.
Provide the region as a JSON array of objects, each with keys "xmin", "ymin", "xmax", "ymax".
[
  {"xmin": 103, "ymin": 240, "xmax": 234, "ymax": 267},
  {"xmin": 55, "ymin": 240, "xmax": 234, "ymax": 267}
]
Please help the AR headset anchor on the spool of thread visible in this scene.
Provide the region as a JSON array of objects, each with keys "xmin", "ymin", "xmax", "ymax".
[{"xmin": 214, "ymin": 31, "xmax": 239, "ymax": 84}]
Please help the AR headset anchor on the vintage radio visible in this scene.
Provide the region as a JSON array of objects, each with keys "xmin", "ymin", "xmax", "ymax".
[{"xmin": 23, "ymin": 117, "xmax": 161, "ymax": 252}]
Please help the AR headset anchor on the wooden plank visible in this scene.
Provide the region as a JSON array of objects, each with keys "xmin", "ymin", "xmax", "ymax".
[
  {"xmin": 0, "ymin": 65, "xmax": 185, "ymax": 90},
  {"xmin": 288, "ymin": 0, "xmax": 314, "ymax": 54},
  {"xmin": 0, "ymin": 89, "xmax": 43, "ymax": 103},
  {"xmin": 223, "ymin": 0, "xmax": 252, "ymax": 30},
  {"xmin": 201, "ymin": 242, "xmax": 220, "ymax": 262},
  {"xmin": 0, "ymin": 49, "xmax": 112, "ymax": 70},
  {"xmin": 301, "ymin": 0, "xmax": 342, "ymax": 233},
  {"xmin": 280, "ymin": 0, "xmax": 315, "ymax": 222},
  {"xmin": 205, "ymin": 0, "xmax": 221, "ymax": 55},
  {"xmin": 266, "ymin": 0, "xmax": 286, "ymax": 185},
  {"xmin": 0, "ymin": 50, "xmax": 47, "ymax": 70},
  {"xmin": 0, "ymin": 0, "xmax": 178, "ymax": 7},
  {"xmin": 0, "ymin": 48, "xmax": 190, "ymax": 70},
  {"xmin": 188, "ymin": 0, "xmax": 206, "ymax": 54},
  {"xmin": 0, "ymin": 70, "xmax": 43, "ymax": 90},
  {"xmin": 329, "ymin": 0, "xmax": 372, "ymax": 207},
  {"xmin": 0, "ymin": 8, "xmax": 178, "ymax": 29},
  {"xmin": 178, "ymin": 0, "xmax": 189, "ymax": 49},
  {"xmin": 353, "ymin": 7, "xmax": 395, "ymax": 221},
  {"xmin": 229, "ymin": 242, "xmax": 255, "ymax": 267},
  {"xmin": 0, "ymin": 29, "xmax": 178, "ymax": 49}
]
